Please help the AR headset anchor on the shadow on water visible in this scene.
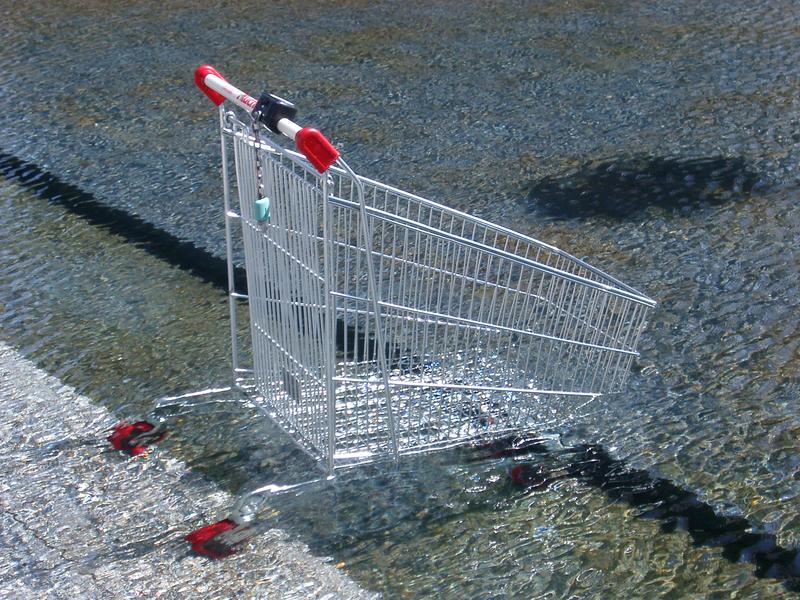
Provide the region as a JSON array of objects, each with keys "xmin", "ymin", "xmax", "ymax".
[
  {"xmin": 476, "ymin": 437, "xmax": 800, "ymax": 592},
  {"xmin": 0, "ymin": 152, "xmax": 246, "ymax": 291},
  {"xmin": 259, "ymin": 436, "xmax": 800, "ymax": 594},
  {"xmin": 0, "ymin": 151, "xmax": 388, "ymax": 364},
  {"xmin": 527, "ymin": 156, "xmax": 764, "ymax": 219}
]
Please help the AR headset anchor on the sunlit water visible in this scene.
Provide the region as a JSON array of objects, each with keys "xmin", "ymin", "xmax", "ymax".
[{"xmin": 2, "ymin": 0, "xmax": 800, "ymax": 597}]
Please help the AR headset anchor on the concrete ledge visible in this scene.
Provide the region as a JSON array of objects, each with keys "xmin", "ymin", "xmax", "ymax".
[{"xmin": 0, "ymin": 342, "xmax": 376, "ymax": 599}]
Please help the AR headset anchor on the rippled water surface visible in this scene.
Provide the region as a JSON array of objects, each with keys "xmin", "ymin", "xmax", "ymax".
[{"xmin": 2, "ymin": 0, "xmax": 800, "ymax": 597}]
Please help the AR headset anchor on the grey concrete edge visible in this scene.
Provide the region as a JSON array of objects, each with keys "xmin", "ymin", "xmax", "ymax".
[{"xmin": 0, "ymin": 341, "xmax": 378, "ymax": 600}]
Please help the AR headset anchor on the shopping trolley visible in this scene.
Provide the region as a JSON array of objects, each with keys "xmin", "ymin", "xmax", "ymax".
[{"xmin": 175, "ymin": 65, "xmax": 656, "ymax": 556}]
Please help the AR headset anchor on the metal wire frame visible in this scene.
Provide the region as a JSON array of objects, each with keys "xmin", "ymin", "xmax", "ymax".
[{"xmin": 219, "ymin": 110, "xmax": 655, "ymax": 473}]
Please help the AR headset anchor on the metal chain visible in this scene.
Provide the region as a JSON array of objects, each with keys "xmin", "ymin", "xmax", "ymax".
[
  {"xmin": 250, "ymin": 113, "xmax": 272, "ymax": 229},
  {"xmin": 251, "ymin": 117, "xmax": 265, "ymax": 200}
]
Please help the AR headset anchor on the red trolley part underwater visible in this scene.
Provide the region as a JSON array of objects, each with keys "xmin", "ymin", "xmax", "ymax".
[
  {"xmin": 186, "ymin": 518, "xmax": 254, "ymax": 559},
  {"xmin": 107, "ymin": 421, "xmax": 165, "ymax": 456}
]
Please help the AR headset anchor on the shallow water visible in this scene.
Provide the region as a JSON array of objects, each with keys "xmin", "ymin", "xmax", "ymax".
[{"xmin": 2, "ymin": 0, "xmax": 800, "ymax": 597}]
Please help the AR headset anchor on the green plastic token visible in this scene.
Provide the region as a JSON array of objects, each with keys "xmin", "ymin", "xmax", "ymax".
[{"xmin": 255, "ymin": 197, "xmax": 270, "ymax": 222}]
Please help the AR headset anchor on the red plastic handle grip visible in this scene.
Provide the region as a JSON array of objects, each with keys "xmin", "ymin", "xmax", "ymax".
[
  {"xmin": 194, "ymin": 64, "xmax": 226, "ymax": 105},
  {"xmin": 296, "ymin": 128, "xmax": 340, "ymax": 173}
]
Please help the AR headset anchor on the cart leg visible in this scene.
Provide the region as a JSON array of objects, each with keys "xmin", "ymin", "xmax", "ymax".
[{"xmin": 185, "ymin": 477, "xmax": 333, "ymax": 559}]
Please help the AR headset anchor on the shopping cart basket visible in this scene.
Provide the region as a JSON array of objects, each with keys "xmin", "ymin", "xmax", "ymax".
[
  {"xmin": 183, "ymin": 65, "xmax": 656, "ymax": 555},
  {"xmin": 178, "ymin": 65, "xmax": 655, "ymax": 557},
  {"xmin": 194, "ymin": 64, "xmax": 655, "ymax": 472}
]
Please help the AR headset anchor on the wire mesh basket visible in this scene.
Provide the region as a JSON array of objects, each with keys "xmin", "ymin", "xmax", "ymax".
[{"xmin": 196, "ymin": 65, "xmax": 656, "ymax": 474}]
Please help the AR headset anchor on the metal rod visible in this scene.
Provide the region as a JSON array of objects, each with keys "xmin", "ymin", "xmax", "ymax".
[{"xmin": 220, "ymin": 106, "xmax": 241, "ymax": 374}]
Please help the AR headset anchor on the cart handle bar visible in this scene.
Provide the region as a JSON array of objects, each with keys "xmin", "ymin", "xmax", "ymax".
[{"xmin": 195, "ymin": 64, "xmax": 340, "ymax": 173}]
